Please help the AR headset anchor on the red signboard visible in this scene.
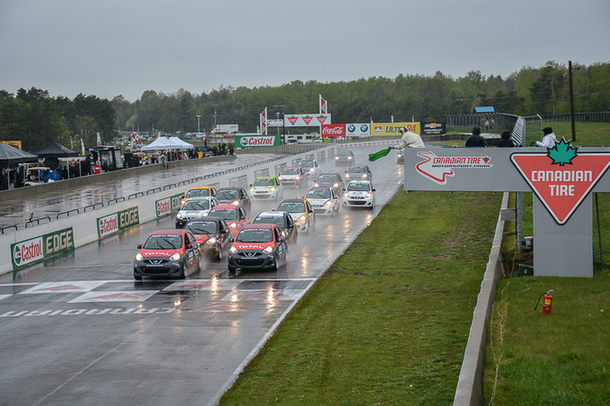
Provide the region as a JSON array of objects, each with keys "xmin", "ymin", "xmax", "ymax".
[
  {"xmin": 321, "ymin": 124, "xmax": 345, "ymax": 137},
  {"xmin": 511, "ymin": 140, "xmax": 610, "ymax": 224}
]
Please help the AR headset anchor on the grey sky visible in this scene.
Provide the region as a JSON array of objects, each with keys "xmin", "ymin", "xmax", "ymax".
[{"xmin": 1, "ymin": 0, "xmax": 609, "ymax": 102}]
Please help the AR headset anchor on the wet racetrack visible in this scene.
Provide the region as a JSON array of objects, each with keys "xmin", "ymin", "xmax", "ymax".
[{"xmin": 0, "ymin": 145, "xmax": 404, "ymax": 406}]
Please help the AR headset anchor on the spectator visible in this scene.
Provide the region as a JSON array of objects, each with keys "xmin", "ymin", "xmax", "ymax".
[
  {"xmin": 535, "ymin": 127, "xmax": 557, "ymax": 148},
  {"xmin": 392, "ymin": 126, "xmax": 425, "ymax": 149},
  {"xmin": 497, "ymin": 130, "xmax": 515, "ymax": 147},
  {"xmin": 465, "ymin": 127, "xmax": 487, "ymax": 147}
]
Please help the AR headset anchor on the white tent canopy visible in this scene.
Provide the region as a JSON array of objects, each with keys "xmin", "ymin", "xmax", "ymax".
[
  {"xmin": 141, "ymin": 137, "xmax": 183, "ymax": 151},
  {"xmin": 169, "ymin": 136, "xmax": 194, "ymax": 150}
]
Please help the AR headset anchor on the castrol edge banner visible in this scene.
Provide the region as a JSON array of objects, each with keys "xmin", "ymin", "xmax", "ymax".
[
  {"xmin": 321, "ymin": 124, "xmax": 345, "ymax": 137},
  {"xmin": 235, "ymin": 134, "xmax": 281, "ymax": 148},
  {"xmin": 97, "ymin": 207, "xmax": 140, "ymax": 239},
  {"xmin": 11, "ymin": 227, "xmax": 75, "ymax": 269}
]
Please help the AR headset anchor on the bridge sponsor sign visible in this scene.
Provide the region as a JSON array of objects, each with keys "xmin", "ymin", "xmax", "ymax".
[{"xmin": 403, "ymin": 141, "xmax": 610, "ymax": 277}]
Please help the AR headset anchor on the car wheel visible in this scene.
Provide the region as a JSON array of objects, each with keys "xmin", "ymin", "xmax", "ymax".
[
  {"xmin": 273, "ymin": 256, "xmax": 280, "ymax": 272},
  {"xmin": 179, "ymin": 262, "xmax": 187, "ymax": 279},
  {"xmin": 134, "ymin": 272, "xmax": 142, "ymax": 281},
  {"xmin": 217, "ymin": 247, "xmax": 223, "ymax": 261},
  {"xmin": 228, "ymin": 265, "xmax": 236, "ymax": 274}
]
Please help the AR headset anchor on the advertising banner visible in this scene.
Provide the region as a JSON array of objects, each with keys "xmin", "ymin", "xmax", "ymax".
[
  {"xmin": 321, "ymin": 124, "xmax": 345, "ymax": 138},
  {"xmin": 155, "ymin": 193, "xmax": 183, "ymax": 218},
  {"xmin": 97, "ymin": 207, "xmax": 140, "ymax": 239},
  {"xmin": 371, "ymin": 122, "xmax": 420, "ymax": 136},
  {"xmin": 421, "ymin": 122, "xmax": 446, "ymax": 135},
  {"xmin": 11, "ymin": 227, "xmax": 75, "ymax": 269},
  {"xmin": 346, "ymin": 123, "xmax": 371, "ymax": 138},
  {"xmin": 284, "ymin": 114, "xmax": 331, "ymax": 128},
  {"xmin": 235, "ymin": 134, "xmax": 281, "ymax": 149}
]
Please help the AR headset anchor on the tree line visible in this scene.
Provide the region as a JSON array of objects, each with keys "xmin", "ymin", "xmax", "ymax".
[{"xmin": 1, "ymin": 60, "xmax": 608, "ymax": 152}]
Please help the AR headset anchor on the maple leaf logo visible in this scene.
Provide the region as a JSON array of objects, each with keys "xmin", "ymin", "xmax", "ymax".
[{"xmin": 548, "ymin": 138, "xmax": 578, "ymax": 166}]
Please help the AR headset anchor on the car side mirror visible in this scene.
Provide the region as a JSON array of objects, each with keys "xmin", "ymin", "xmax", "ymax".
[
  {"xmin": 185, "ymin": 243, "xmax": 192, "ymax": 249},
  {"xmin": 372, "ymin": 189, "xmax": 376, "ymax": 192},
  {"xmin": 137, "ymin": 245, "xmax": 142, "ymax": 249},
  {"xmin": 230, "ymin": 237, "xmax": 234, "ymax": 242}
]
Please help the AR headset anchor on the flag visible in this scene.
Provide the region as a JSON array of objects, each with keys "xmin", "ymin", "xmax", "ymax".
[
  {"xmin": 368, "ymin": 147, "xmax": 392, "ymax": 162},
  {"xmin": 81, "ymin": 138, "xmax": 85, "ymax": 156},
  {"xmin": 319, "ymin": 94, "xmax": 327, "ymax": 114},
  {"xmin": 260, "ymin": 108, "xmax": 267, "ymax": 135},
  {"xmin": 96, "ymin": 132, "xmax": 101, "ymax": 146}
]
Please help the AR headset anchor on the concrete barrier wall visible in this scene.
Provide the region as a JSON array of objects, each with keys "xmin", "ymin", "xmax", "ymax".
[
  {"xmin": 0, "ymin": 146, "xmax": 339, "ymax": 276},
  {"xmin": 453, "ymin": 192, "xmax": 509, "ymax": 406}
]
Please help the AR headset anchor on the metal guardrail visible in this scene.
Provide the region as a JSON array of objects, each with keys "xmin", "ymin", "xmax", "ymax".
[
  {"xmin": 25, "ymin": 216, "xmax": 51, "ymax": 227},
  {"xmin": 0, "ymin": 224, "xmax": 19, "ymax": 234},
  {"xmin": 84, "ymin": 203, "xmax": 104, "ymax": 212},
  {"xmin": 108, "ymin": 197, "xmax": 126, "ymax": 205},
  {"xmin": 57, "ymin": 209, "xmax": 80, "ymax": 219}
]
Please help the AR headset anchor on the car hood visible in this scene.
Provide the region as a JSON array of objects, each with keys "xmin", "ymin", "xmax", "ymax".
[
  {"xmin": 307, "ymin": 198, "xmax": 331, "ymax": 205},
  {"xmin": 138, "ymin": 248, "xmax": 183, "ymax": 258},
  {"xmin": 193, "ymin": 234, "xmax": 213, "ymax": 244},
  {"xmin": 287, "ymin": 212, "xmax": 307, "ymax": 220},
  {"xmin": 178, "ymin": 209, "xmax": 210, "ymax": 217},
  {"xmin": 233, "ymin": 241, "xmax": 275, "ymax": 251}
]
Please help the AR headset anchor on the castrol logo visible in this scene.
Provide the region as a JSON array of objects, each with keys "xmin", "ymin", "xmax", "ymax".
[
  {"xmin": 240, "ymin": 136, "xmax": 275, "ymax": 147},
  {"xmin": 13, "ymin": 237, "xmax": 44, "ymax": 266},
  {"xmin": 321, "ymin": 124, "xmax": 345, "ymax": 137}
]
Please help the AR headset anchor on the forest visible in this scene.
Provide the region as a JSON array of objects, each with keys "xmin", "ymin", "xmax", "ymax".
[{"xmin": 1, "ymin": 60, "xmax": 609, "ymax": 152}]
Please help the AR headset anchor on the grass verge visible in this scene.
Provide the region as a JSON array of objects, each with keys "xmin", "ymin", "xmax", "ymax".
[{"xmin": 220, "ymin": 191, "xmax": 502, "ymax": 405}]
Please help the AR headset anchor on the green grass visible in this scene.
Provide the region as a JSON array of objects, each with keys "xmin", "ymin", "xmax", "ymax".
[{"xmin": 219, "ymin": 121, "xmax": 610, "ymax": 406}]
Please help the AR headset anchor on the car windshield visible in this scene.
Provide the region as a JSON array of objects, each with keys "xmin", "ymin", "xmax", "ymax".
[
  {"xmin": 347, "ymin": 183, "xmax": 371, "ymax": 192},
  {"xmin": 185, "ymin": 222, "xmax": 217, "ymax": 234},
  {"xmin": 253, "ymin": 216, "xmax": 285, "ymax": 227},
  {"xmin": 143, "ymin": 235, "xmax": 182, "ymax": 250},
  {"xmin": 186, "ymin": 189, "xmax": 210, "ymax": 198},
  {"xmin": 216, "ymin": 190, "xmax": 240, "ymax": 200},
  {"xmin": 254, "ymin": 178, "xmax": 275, "ymax": 187},
  {"xmin": 282, "ymin": 168, "xmax": 300, "ymax": 175},
  {"xmin": 207, "ymin": 208, "xmax": 237, "ymax": 220},
  {"xmin": 318, "ymin": 175, "xmax": 338, "ymax": 183},
  {"xmin": 338, "ymin": 150, "xmax": 352, "ymax": 156},
  {"xmin": 307, "ymin": 189, "xmax": 331, "ymax": 199},
  {"xmin": 299, "ymin": 161, "xmax": 313, "ymax": 168},
  {"xmin": 183, "ymin": 200, "xmax": 210, "ymax": 210},
  {"xmin": 277, "ymin": 202, "xmax": 306, "ymax": 213},
  {"xmin": 236, "ymin": 229, "xmax": 273, "ymax": 243},
  {"xmin": 349, "ymin": 166, "xmax": 366, "ymax": 173}
]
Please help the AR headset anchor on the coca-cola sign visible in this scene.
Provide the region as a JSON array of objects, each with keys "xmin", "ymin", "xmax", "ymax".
[{"xmin": 321, "ymin": 124, "xmax": 345, "ymax": 137}]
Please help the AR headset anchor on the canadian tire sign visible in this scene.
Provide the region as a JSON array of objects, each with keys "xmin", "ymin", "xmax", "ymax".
[{"xmin": 235, "ymin": 135, "xmax": 280, "ymax": 148}]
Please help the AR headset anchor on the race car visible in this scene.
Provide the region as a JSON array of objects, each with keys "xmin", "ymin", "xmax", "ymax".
[
  {"xmin": 313, "ymin": 172, "xmax": 345, "ymax": 192},
  {"xmin": 228, "ymin": 224, "xmax": 288, "ymax": 273},
  {"xmin": 215, "ymin": 187, "xmax": 251, "ymax": 213},
  {"xmin": 278, "ymin": 166, "xmax": 307, "ymax": 189},
  {"xmin": 175, "ymin": 197, "xmax": 220, "ymax": 228},
  {"xmin": 180, "ymin": 186, "xmax": 218, "ymax": 207},
  {"xmin": 275, "ymin": 198, "xmax": 316, "ymax": 233},
  {"xmin": 396, "ymin": 148, "xmax": 406, "ymax": 164},
  {"xmin": 335, "ymin": 149, "xmax": 355, "ymax": 166},
  {"xmin": 305, "ymin": 186, "xmax": 340, "ymax": 216},
  {"xmin": 345, "ymin": 164, "xmax": 373, "ymax": 182},
  {"xmin": 184, "ymin": 217, "xmax": 232, "ymax": 261},
  {"xmin": 252, "ymin": 211, "xmax": 298, "ymax": 245},
  {"xmin": 133, "ymin": 229, "xmax": 201, "ymax": 280},
  {"xmin": 250, "ymin": 176, "xmax": 284, "ymax": 200},
  {"xmin": 207, "ymin": 204, "xmax": 250, "ymax": 238},
  {"xmin": 298, "ymin": 159, "xmax": 321, "ymax": 179},
  {"xmin": 343, "ymin": 180, "xmax": 376, "ymax": 210}
]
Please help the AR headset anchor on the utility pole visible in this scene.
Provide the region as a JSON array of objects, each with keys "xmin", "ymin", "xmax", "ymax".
[{"xmin": 569, "ymin": 61, "xmax": 577, "ymax": 142}]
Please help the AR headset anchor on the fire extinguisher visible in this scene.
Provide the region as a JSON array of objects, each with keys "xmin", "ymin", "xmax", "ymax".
[{"xmin": 535, "ymin": 289, "xmax": 554, "ymax": 315}]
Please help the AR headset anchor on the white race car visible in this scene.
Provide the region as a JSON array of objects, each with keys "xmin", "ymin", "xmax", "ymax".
[{"xmin": 343, "ymin": 180, "xmax": 375, "ymax": 210}]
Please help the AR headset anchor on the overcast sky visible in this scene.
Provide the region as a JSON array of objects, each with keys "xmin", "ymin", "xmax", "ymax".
[{"xmin": 1, "ymin": 0, "xmax": 609, "ymax": 102}]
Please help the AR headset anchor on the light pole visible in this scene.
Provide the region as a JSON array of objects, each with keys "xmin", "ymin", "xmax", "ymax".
[
  {"xmin": 196, "ymin": 115, "xmax": 201, "ymax": 134},
  {"xmin": 276, "ymin": 112, "xmax": 280, "ymax": 135},
  {"xmin": 568, "ymin": 61, "xmax": 579, "ymax": 142}
]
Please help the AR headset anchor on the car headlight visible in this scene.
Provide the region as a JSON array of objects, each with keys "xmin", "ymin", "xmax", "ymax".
[
  {"xmin": 362, "ymin": 174, "xmax": 368, "ymax": 179},
  {"xmin": 230, "ymin": 222, "xmax": 236, "ymax": 228},
  {"xmin": 250, "ymin": 188, "xmax": 255, "ymax": 193},
  {"xmin": 296, "ymin": 176, "xmax": 300, "ymax": 180},
  {"xmin": 232, "ymin": 200, "xmax": 239, "ymax": 206},
  {"xmin": 314, "ymin": 182, "xmax": 319, "ymax": 187},
  {"xmin": 269, "ymin": 187, "xmax": 276, "ymax": 192},
  {"xmin": 345, "ymin": 173, "xmax": 350, "ymax": 178},
  {"xmin": 333, "ymin": 183, "xmax": 339, "ymax": 188},
  {"xmin": 207, "ymin": 237, "xmax": 217, "ymax": 244},
  {"xmin": 169, "ymin": 253, "xmax": 181, "ymax": 261},
  {"xmin": 176, "ymin": 213, "xmax": 183, "ymax": 219},
  {"xmin": 344, "ymin": 192, "xmax": 349, "ymax": 198},
  {"xmin": 278, "ymin": 176, "xmax": 284, "ymax": 181},
  {"xmin": 324, "ymin": 200, "xmax": 332, "ymax": 206},
  {"xmin": 335, "ymin": 156, "xmax": 339, "ymax": 160},
  {"xmin": 296, "ymin": 214, "xmax": 307, "ymax": 222},
  {"xmin": 229, "ymin": 246, "xmax": 237, "ymax": 254},
  {"xmin": 309, "ymin": 168, "xmax": 315, "ymax": 172},
  {"xmin": 367, "ymin": 192, "xmax": 373, "ymax": 198},
  {"xmin": 348, "ymin": 156, "xmax": 352, "ymax": 160},
  {"xmin": 135, "ymin": 253, "xmax": 143, "ymax": 261},
  {"xmin": 263, "ymin": 246, "xmax": 273, "ymax": 254}
]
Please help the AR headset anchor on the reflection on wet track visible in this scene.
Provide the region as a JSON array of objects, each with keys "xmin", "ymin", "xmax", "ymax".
[{"xmin": 0, "ymin": 145, "xmax": 404, "ymax": 406}]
